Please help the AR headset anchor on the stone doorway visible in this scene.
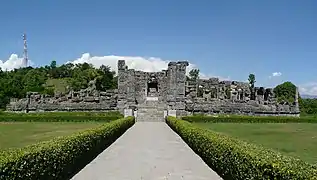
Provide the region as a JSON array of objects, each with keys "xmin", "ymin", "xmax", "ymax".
[{"xmin": 147, "ymin": 82, "xmax": 158, "ymax": 97}]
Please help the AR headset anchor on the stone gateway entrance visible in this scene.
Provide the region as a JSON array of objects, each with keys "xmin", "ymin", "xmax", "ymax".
[{"xmin": 147, "ymin": 74, "xmax": 159, "ymax": 97}]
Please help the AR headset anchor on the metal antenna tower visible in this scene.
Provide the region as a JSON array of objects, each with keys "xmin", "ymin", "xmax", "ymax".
[{"xmin": 22, "ymin": 33, "xmax": 28, "ymax": 67}]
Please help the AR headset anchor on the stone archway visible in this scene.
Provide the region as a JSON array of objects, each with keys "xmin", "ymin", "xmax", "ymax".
[{"xmin": 147, "ymin": 74, "xmax": 159, "ymax": 97}]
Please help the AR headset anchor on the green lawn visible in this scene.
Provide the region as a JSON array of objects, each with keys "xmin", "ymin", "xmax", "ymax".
[
  {"xmin": 194, "ymin": 123, "xmax": 317, "ymax": 165},
  {"xmin": 0, "ymin": 122, "xmax": 103, "ymax": 150}
]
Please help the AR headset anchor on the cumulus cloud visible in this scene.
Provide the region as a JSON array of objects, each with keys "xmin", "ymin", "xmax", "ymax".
[
  {"xmin": 298, "ymin": 82, "xmax": 317, "ymax": 96},
  {"xmin": 272, "ymin": 72, "xmax": 282, "ymax": 77},
  {"xmin": 69, "ymin": 53, "xmax": 230, "ymax": 80},
  {"xmin": 0, "ymin": 54, "xmax": 34, "ymax": 71},
  {"xmin": 2, "ymin": 53, "xmax": 316, "ymax": 96},
  {"xmin": 1, "ymin": 53, "xmax": 229, "ymax": 80},
  {"xmin": 0, "ymin": 54, "xmax": 24, "ymax": 71},
  {"xmin": 269, "ymin": 72, "xmax": 282, "ymax": 79},
  {"xmin": 70, "ymin": 53, "xmax": 175, "ymax": 73}
]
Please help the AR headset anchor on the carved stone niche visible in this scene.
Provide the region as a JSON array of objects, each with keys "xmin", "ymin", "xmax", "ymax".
[
  {"xmin": 264, "ymin": 88, "xmax": 270, "ymax": 101},
  {"xmin": 210, "ymin": 87, "xmax": 217, "ymax": 98},
  {"xmin": 257, "ymin": 87, "xmax": 265, "ymax": 96},
  {"xmin": 244, "ymin": 92, "xmax": 250, "ymax": 101},
  {"xmin": 197, "ymin": 85, "xmax": 204, "ymax": 97},
  {"xmin": 230, "ymin": 89, "xmax": 238, "ymax": 100},
  {"xmin": 203, "ymin": 89, "xmax": 210, "ymax": 101}
]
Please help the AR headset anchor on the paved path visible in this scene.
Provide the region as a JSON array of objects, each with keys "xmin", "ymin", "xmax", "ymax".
[{"xmin": 71, "ymin": 122, "xmax": 222, "ymax": 180}]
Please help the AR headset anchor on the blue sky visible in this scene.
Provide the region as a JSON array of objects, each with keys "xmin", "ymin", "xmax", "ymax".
[{"xmin": 0, "ymin": 0, "xmax": 316, "ymax": 94}]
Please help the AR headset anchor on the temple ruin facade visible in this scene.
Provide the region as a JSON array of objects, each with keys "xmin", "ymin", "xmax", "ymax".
[{"xmin": 6, "ymin": 60, "xmax": 300, "ymax": 117}]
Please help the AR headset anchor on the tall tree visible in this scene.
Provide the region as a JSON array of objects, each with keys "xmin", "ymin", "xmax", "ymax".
[
  {"xmin": 273, "ymin": 81, "xmax": 297, "ymax": 103},
  {"xmin": 248, "ymin": 74, "xmax": 256, "ymax": 88},
  {"xmin": 188, "ymin": 69, "xmax": 200, "ymax": 81}
]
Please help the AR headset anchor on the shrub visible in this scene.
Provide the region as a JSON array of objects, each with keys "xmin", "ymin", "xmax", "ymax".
[
  {"xmin": 182, "ymin": 115, "xmax": 317, "ymax": 123},
  {"xmin": 167, "ymin": 116, "xmax": 317, "ymax": 180},
  {"xmin": 0, "ymin": 116, "xmax": 135, "ymax": 180},
  {"xmin": 0, "ymin": 111, "xmax": 123, "ymax": 122}
]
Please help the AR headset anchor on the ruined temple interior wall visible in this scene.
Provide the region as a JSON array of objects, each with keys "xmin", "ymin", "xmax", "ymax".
[
  {"xmin": 117, "ymin": 60, "xmax": 128, "ymax": 111},
  {"xmin": 157, "ymin": 71, "xmax": 168, "ymax": 102},
  {"xmin": 134, "ymin": 71, "xmax": 147, "ymax": 104},
  {"xmin": 165, "ymin": 62, "xmax": 189, "ymax": 110},
  {"xmin": 162, "ymin": 70, "xmax": 169, "ymax": 102},
  {"xmin": 126, "ymin": 69, "xmax": 136, "ymax": 107},
  {"xmin": 166, "ymin": 63, "xmax": 177, "ymax": 108},
  {"xmin": 174, "ymin": 63, "xmax": 188, "ymax": 110}
]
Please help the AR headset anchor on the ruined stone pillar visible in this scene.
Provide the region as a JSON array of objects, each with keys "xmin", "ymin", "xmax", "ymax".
[
  {"xmin": 126, "ymin": 69, "xmax": 136, "ymax": 104},
  {"xmin": 295, "ymin": 86, "xmax": 300, "ymax": 113},
  {"xmin": 167, "ymin": 62, "xmax": 177, "ymax": 104},
  {"xmin": 117, "ymin": 60, "xmax": 128, "ymax": 112},
  {"xmin": 171, "ymin": 61, "xmax": 188, "ymax": 111}
]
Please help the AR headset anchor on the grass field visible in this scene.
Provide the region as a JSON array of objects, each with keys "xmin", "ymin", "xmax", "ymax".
[
  {"xmin": 0, "ymin": 122, "xmax": 103, "ymax": 150},
  {"xmin": 194, "ymin": 122, "xmax": 317, "ymax": 165}
]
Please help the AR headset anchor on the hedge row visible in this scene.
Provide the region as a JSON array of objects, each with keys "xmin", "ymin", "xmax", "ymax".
[
  {"xmin": 0, "ymin": 112, "xmax": 123, "ymax": 122},
  {"xmin": 182, "ymin": 115, "xmax": 317, "ymax": 123},
  {"xmin": 0, "ymin": 117, "xmax": 135, "ymax": 180},
  {"xmin": 0, "ymin": 111, "xmax": 122, "ymax": 117},
  {"xmin": 167, "ymin": 116, "xmax": 317, "ymax": 180}
]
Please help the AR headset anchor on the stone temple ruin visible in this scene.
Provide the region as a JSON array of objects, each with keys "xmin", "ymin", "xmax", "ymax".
[{"xmin": 7, "ymin": 60, "xmax": 300, "ymax": 120}]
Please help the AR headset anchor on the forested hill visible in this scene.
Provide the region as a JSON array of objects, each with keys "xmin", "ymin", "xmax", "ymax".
[
  {"xmin": 0, "ymin": 61, "xmax": 316, "ymax": 115},
  {"xmin": 0, "ymin": 61, "xmax": 117, "ymax": 108}
]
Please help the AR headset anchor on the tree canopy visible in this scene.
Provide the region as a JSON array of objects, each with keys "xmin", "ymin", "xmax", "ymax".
[
  {"xmin": 273, "ymin": 81, "xmax": 297, "ymax": 103},
  {"xmin": 273, "ymin": 81, "xmax": 317, "ymax": 115},
  {"xmin": 0, "ymin": 61, "xmax": 117, "ymax": 109},
  {"xmin": 248, "ymin": 74, "xmax": 256, "ymax": 88},
  {"xmin": 188, "ymin": 69, "xmax": 200, "ymax": 81}
]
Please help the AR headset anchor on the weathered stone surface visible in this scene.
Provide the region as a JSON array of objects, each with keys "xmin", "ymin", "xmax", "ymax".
[
  {"xmin": 6, "ymin": 60, "xmax": 300, "ymax": 117},
  {"xmin": 6, "ymin": 79, "xmax": 118, "ymax": 112}
]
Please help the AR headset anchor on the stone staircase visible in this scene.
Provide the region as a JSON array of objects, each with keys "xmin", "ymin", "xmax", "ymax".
[{"xmin": 136, "ymin": 98, "xmax": 166, "ymax": 122}]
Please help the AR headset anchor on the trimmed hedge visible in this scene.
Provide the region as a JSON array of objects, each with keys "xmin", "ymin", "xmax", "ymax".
[
  {"xmin": 167, "ymin": 116, "xmax": 317, "ymax": 180},
  {"xmin": 0, "ymin": 112, "xmax": 123, "ymax": 122},
  {"xmin": 0, "ymin": 116, "xmax": 135, "ymax": 180},
  {"xmin": 182, "ymin": 115, "xmax": 317, "ymax": 123},
  {"xmin": 1, "ymin": 111, "xmax": 122, "ymax": 117}
]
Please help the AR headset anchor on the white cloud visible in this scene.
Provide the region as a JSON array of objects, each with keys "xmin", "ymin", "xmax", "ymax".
[
  {"xmin": 69, "ymin": 53, "xmax": 230, "ymax": 80},
  {"xmin": 298, "ymin": 82, "xmax": 317, "ymax": 96},
  {"xmin": 0, "ymin": 54, "xmax": 23, "ymax": 71},
  {"xmin": 269, "ymin": 72, "xmax": 282, "ymax": 79},
  {"xmin": 70, "ymin": 53, "xmax": 174, "ymax": 73},
  {"xmin": 2, "ymin": 53, "xmax": 317, "ymax": 96},
  {"xmin": 272, "ymin": 72, "xmax": 282, "ymax": 77},
  {"xmin": 0, "ymin": 54, "xmax": 34, "ymax": 71},
  {"xmin": 1, "ymin": 53, "xmax": 228, "ymax": 80}
]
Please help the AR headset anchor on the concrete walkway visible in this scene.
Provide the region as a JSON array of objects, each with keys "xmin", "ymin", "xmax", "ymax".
[{"xmin": 71, "ymin": 122, "xmax": 222, "ymax": 180}]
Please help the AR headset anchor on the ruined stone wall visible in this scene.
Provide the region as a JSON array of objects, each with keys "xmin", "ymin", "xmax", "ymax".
[
  {"xmin": 6, "ymin": 90, "xmax": 118, "ymax": 112},
  {"xmin": 6, "ymin": 59, "xmax": 300, "ymax": 116},
  {"xmin": 134, "ymin": 71, "xmax": 147, "ymax": 104},
  {"xmin": 184, "ymin": 78, "xmax": 300, "ymax": 116},
  {"xmin": 166, "ymin": 62, "xmax": 188, "ymax": 111},
  {"xmin": 117, "ymin": 60, "xmax": 128, "ymax": 111}
]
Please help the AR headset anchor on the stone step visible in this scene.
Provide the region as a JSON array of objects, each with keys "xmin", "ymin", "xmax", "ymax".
[
  {"xmin": 137, "ymin": 108, "xmax": 164, "ymax": 112},
  {"xmin": 135, "ymin": 100, "xmax": 165, "ymax": 122},
  {"xmin": 136, "ymin": 116, "xmax": 164, "ymax": 121},
  {"xmin": 137, "ymin": 106, "xmax": 166, "ymax": 110}
]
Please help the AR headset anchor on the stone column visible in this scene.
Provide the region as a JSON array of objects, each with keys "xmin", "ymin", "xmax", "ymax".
[
  {"xmin": 126, "ymin": 69, "xmax": 136, "ymax": 105},
  {"xmin": 167, "ymin": 62, "xmax": 177, "ymax": 106},
  {"xmin": 117, "ymin": 60, "xmax": 128, "ymax": 112},
  {"xmin": 175, "ymin": 61, "xmax": 188, "ymax": 111},
  {"xmin": 295, "ymin": 86, "xmax": 300, "ymax": 113}
]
